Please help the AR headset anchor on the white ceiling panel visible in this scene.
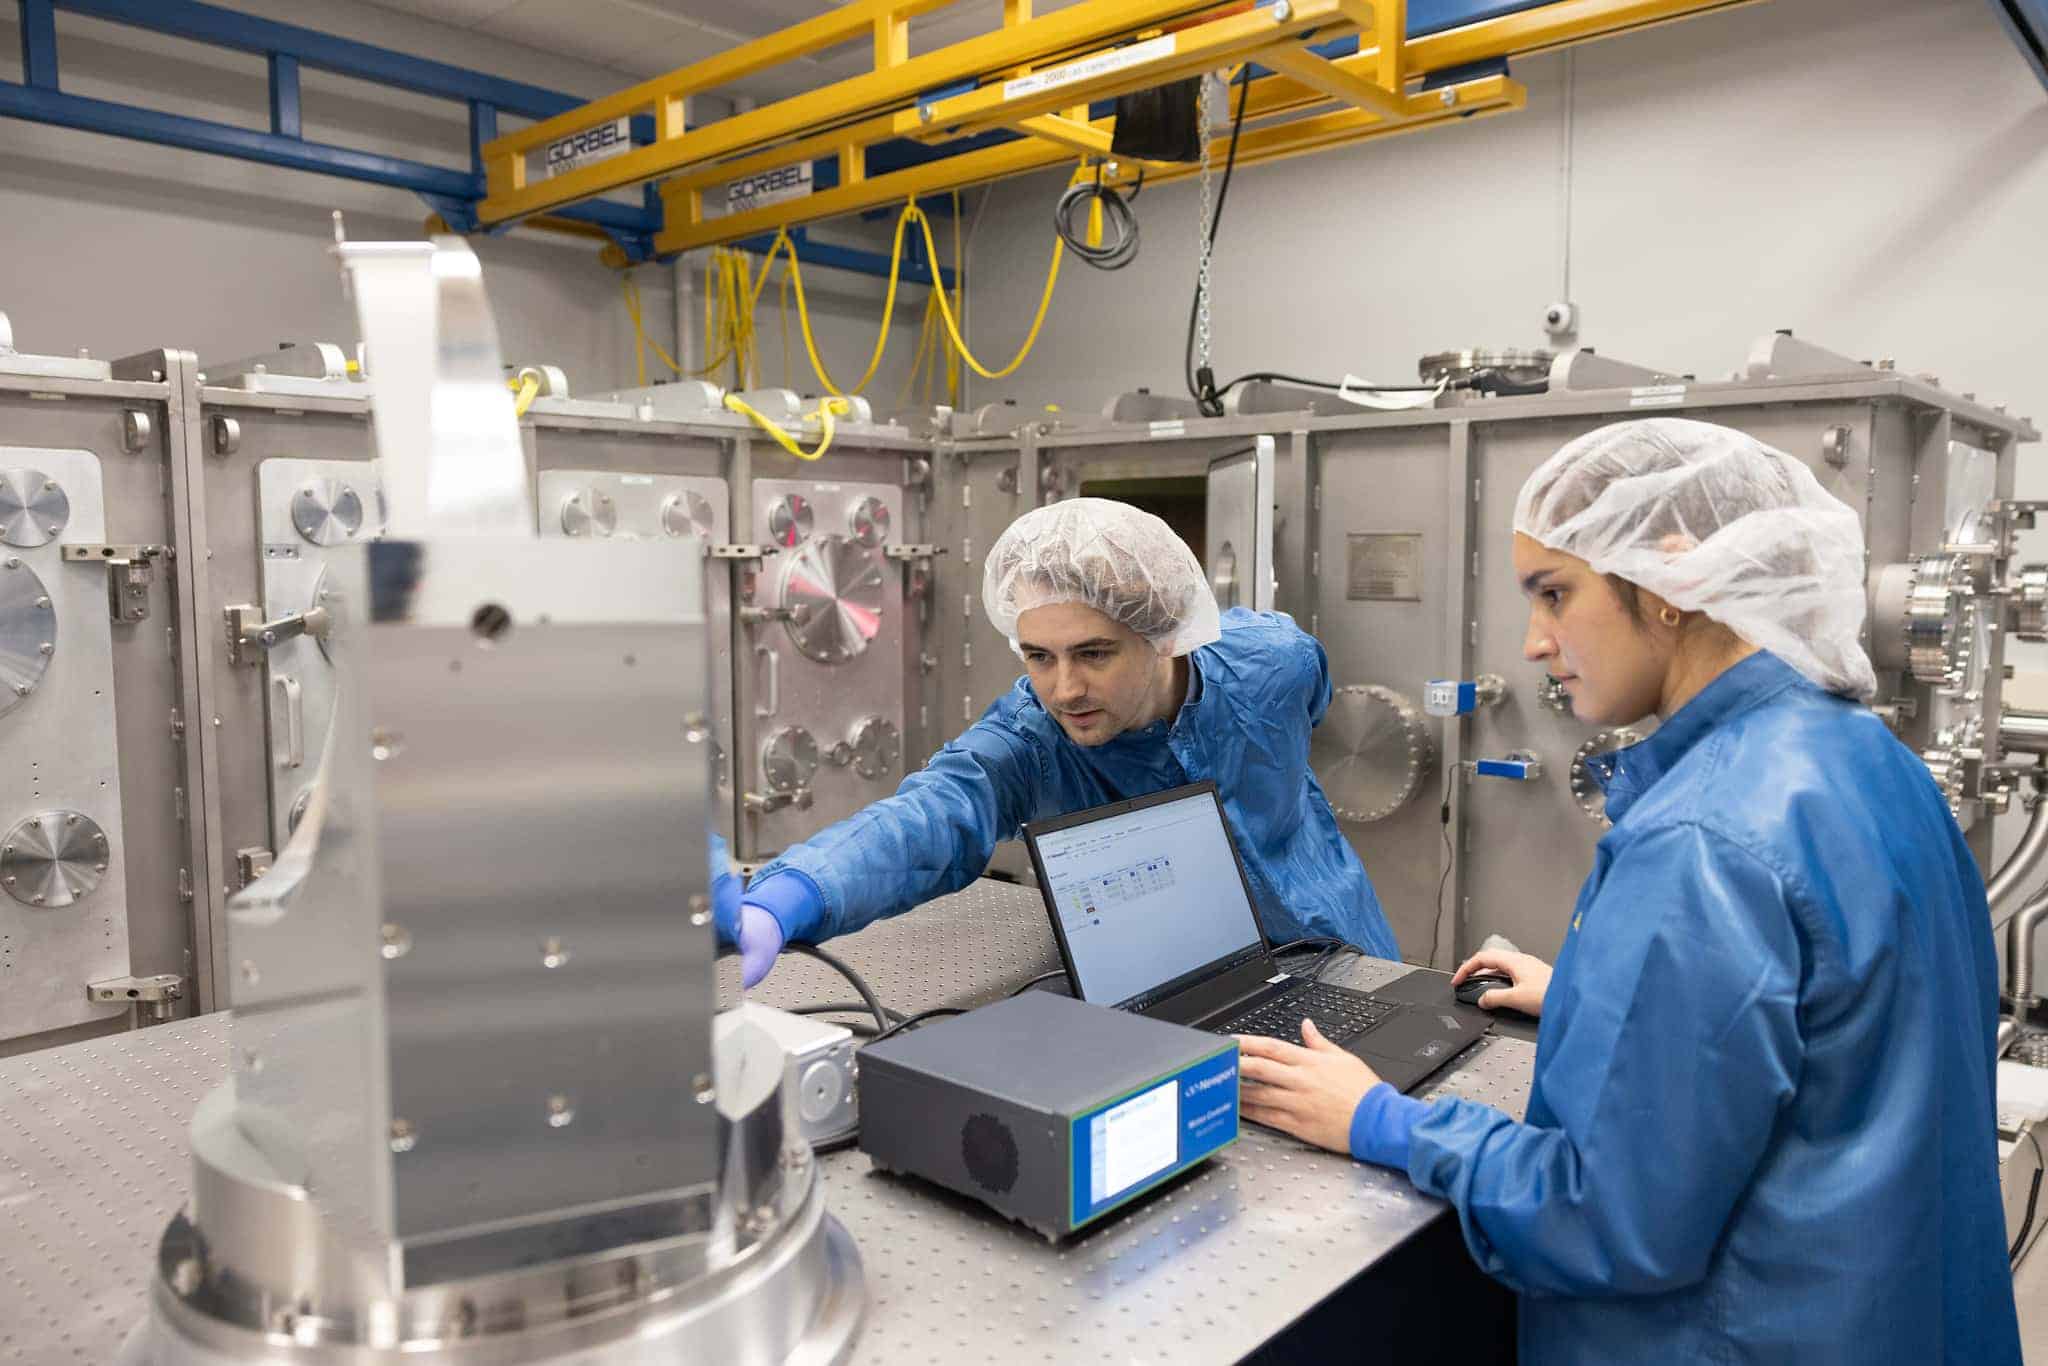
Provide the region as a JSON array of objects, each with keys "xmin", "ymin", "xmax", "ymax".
[{"xmin": 350, "ymin": 0, "xmax": 1099, "ymax": 101}]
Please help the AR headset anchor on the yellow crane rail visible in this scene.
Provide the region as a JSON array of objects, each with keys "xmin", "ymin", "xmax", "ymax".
[{"xmin": 476, "ymin": 0, "xmax": 1758, "ymax": 256}]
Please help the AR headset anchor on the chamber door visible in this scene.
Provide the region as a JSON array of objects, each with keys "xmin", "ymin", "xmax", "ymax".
[{"xmin": 1205, "ymin": 435, "xmax": 1275, "ymax": 612}]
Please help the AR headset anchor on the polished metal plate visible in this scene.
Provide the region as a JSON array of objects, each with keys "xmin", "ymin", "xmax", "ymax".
[
  {"xmin": 0, "ymin": 555, "xmax": 54, "ymax": 716},
  {"xmin": 0, "ymin": 467, "xmax": 68, "ymax": 548},
  {"xmin": 290, "ymin": 478, "xmax": 365, "ymax": 547},
  {"xmin": 781, "ymin": 534, "xmax": 885, "ymax": 665},
  {"xmin": 0, "ymin": 809, "xmax": 107, "ymax": 908}
]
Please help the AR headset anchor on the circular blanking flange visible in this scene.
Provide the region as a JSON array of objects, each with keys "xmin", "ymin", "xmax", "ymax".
[
  {"xmin": 0, "ymin": 556, "xmax": 56, "ymax": 718},
  {"xmin": 1309, "ymin": 685, "xmax": 1435, "ymax": 823},
  {"xmin": 560, "ymin": 488, "xmax": 618, "ymax": 538},
  {"xmin": 847, "ymin": 715, "xmax": 901, "ymax": 780},
  {"xmin": 663, "ymin": 490, "xmax": 717, "ymax": 542},
  {"xmin": 1, "ymin": 810, "xmax": 108, "ymax": 908},
  {"xmin": 846, "ymin": 496, "xmax": 891, "ymax": 549},
  {"xmin": 762, "ymin": 727, "xmax": 820, "ymax": 793},
  {"xmin": 291, "ymin": 479, "xmax": 365, "ymax": 546},
  {"xmin": 0, "ymin": 469, "xmax": 69, "ymax": 549},
  {"xmin": 1569, "ymin": 729, "xmax": 1642, "ymax": 826},
  {"xmin": 779, "ymin": 535, "xmax": 885, "ymax": 665},
  {"xmin": 768, "ymin": 494, "xmax": 814, "ymax": 549}
]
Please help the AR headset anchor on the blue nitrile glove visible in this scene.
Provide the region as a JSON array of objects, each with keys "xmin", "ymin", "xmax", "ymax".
[
  {"xmin": 739, "ymin": 904, "xmax": 786, "ymax": 988},
  {"xmin": 737, "ymin": 871, "xmax": 821, "ymax": 989},
  {"xmin": 709, "ymin": 832, "xmax": 742, "ymax": 944}
]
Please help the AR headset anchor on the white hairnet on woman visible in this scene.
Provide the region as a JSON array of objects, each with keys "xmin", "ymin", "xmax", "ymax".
[
  {"xmin": 983, "ymin": 497, "xmax": 1222, "ymax": 657},
  {"xmin": 1513, "ymin": 417, "xmax": 1876, "ymax": 700}
]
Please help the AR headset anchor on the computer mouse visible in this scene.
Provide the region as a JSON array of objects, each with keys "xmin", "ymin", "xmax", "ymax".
[{"xmin": 1454, "ymin": 971, "xmax": 1514, "ymax": 1007}]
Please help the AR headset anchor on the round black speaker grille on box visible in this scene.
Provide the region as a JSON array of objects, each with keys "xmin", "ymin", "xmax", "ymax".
[{"xmin": 961, "ymin": 1113, "xmax": 1019, "ymax": 1194}]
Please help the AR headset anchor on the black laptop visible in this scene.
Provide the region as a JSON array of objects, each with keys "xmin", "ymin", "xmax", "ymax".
[{"xmin": 1022, "ymin": 782, "xmax": 1490, "ymax": 1093}]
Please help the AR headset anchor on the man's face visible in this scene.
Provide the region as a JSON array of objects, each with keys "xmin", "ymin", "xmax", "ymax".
[{"xmin": 1016, "ymin": 602, "xmax": 1173, "ymax": 746}]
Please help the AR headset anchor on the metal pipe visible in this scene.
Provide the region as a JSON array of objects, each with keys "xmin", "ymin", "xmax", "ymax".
[
  {"xmin": 2013, "ymin": 888, "xmax": 2048, "ymax": 1013},
  {"xmin": 1988, "ymin": 772, "xmax": 2048, "ymax": 926},
  {"xmin": 1999, "ymin": 1017, "xmax": 2020, "ymax": 1059},
  {"xmin": 2002, "ymin": 713, "xmax": 2048, "ymax": 755}
]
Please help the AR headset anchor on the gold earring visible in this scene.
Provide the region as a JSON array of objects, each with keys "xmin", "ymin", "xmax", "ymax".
[{"xmin": 1659, "ymin": 606, "xmax": 1682, "ymax": 627}]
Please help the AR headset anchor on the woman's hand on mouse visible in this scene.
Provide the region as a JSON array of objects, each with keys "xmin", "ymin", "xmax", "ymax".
[
  {"xmin": 1451, "ymin": 950, "xmax": 1553, "ymax": 1017},
  {"xmin": 1235, "ymin": 1020, "xmax": 1381, "ymax": 1154}
]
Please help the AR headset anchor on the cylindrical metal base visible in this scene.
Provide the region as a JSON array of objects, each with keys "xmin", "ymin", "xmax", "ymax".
[{"xmin": 119, "ymin": 1184, "xmax": 863, "ymax": 1366}]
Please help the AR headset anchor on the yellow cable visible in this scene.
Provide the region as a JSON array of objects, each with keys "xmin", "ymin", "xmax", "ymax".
[
  {"xmin": 725, "ymin": 393, "xmax": 850, "ymax": 461},
  {"xmin": 507, "ymin": 372, "xmax": 542, "ymax": 417},
  {"xmin": 904, "ymin": 201, "xmax": 1061, "ymax": 382},
  {"xmin": 618, "ymin": 182, "xmax": 1060, "ymax": 403},
  {"xmin": 948, "ymin": 189, "xmax": 964, "ymax": 403},
  {"xmin": 779, "ymin": 263, "xmax": 792, "ymax": 391}
]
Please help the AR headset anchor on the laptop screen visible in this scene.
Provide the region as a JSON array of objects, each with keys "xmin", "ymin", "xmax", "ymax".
[{"xmin": 1032, "ymin": 788, "xmax": 1266, "ymax": 1007}]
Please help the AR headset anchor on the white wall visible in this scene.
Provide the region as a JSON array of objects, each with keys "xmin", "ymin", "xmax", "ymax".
[{"xmin": 0, "ymin": 0, "xmax": 927, "ymax": 398}]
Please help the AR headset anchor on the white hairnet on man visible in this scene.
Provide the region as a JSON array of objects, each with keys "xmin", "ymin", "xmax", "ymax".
[
  {"xmin": 983, "ymin": 498, "xmax": 1222, "ymax": 657},
  {"xmin": 1513, "ymin": 417, "xmax": 1876, "ymax": 700}
]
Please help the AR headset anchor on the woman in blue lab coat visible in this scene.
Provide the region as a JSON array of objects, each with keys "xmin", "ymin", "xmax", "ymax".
[{"xmin": 1236, "ymin": 418, "xmax": 2021, "ymax": 1364}]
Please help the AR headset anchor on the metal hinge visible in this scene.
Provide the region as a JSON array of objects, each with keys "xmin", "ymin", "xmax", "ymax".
[
  {"xmin": 87, "ymin": 973, "xmax": 184, "ymax": 1025},
  {"xmin": 743, "ymin": 789, "xmax": 812, "ymax": 814},
  {"xmin": 177, "ymin": 867, "xmax": 193, "ymax": 903},
  {"xmin": 883, "ymin": 544, "xmax": 945, "ymax": 561},
  {"xmin": 711, "ymin": 543, "xmax": 780, "ymax": 560},
  {"xmin": 62, "ymin": 543, "xmax": 168, "ymax": 623},
  {"xmin": 235, "ymin": 846, "xmax": 275, "ymax": 889}
]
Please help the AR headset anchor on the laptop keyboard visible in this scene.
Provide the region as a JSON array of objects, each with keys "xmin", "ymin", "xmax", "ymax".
[{"xmin": 1216, "ymin": 983, "xmax": 1399, "ymax": 1045}]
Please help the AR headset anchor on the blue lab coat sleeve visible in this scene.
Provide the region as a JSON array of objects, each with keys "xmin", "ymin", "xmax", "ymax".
[
  {"xmin": 747, "ymin": 715, "xmax": 1046, "ymax": 942},
  {"xmin": 1405, "ymin": 822, "xmax": 1804, "ymax": 1298}
]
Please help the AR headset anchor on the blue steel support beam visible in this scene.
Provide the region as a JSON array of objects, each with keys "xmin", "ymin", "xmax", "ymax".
[
  {"xmin": 20, "ymin": 0, "xmax": 58, "ymax": 89},
  {"xmin": 51, "ymin": 0, "xmax": 585, "ymax": 119},
  {"xmin": 0, "ymin": 79, "xmax": 480, "ymax": 195},
  {"xmin": 268, "ymin": 53, "xmax": 301, "ymax": 138},
  {"xmin": 468, "ymin": 100, "xmax": 498, "ymax": 176}
]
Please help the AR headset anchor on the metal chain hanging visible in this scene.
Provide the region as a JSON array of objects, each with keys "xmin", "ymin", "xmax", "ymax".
[{"xmin": 1195, "ymin": 72, "xmax": 1217, "ymax": 383}]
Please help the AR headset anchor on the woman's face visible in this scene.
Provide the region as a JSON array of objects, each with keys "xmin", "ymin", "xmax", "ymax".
[{"xmin": 1513, "ymin": 534, "xmax": 1672, "ymax": 726}]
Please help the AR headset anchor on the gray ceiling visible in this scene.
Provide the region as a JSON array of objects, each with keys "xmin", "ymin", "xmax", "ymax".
[{"xmin": 359, "ymin": 0, "xmax": 1080, "ymax": 103}]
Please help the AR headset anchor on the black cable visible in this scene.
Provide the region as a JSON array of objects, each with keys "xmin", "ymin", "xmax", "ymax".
[
  {"xmin": 786, "ymin": 943, "xmax": 893, "ymax": 1036},
  {"xmin": 1431, "ymin": 773, "xmax": 1455, "ymax": 970},
  {"xmin": 1307, "ymin": 942, "xmax": 1365, "ymax": 982},
  {"xmin": 869, "ymin": 1006, "xmax": 968, "ymax": 1045},
  {"xmin": 1184, "ymin": 67, "xmax": 1251, "ymax": 415},
  {"xmin": 1008, "ymin": 969, "xmax": 1069, "ymax": 997},
  {"xmin": 1213, "ymin": 370, "xmax": 1443, "ymax": 397},
  {"xmin": 2014, "ymin": 1126, "xmax": 2045, "ymax": 1267},
  {"xmin": 789, "ymin": 1001, "xmax": 905, "ymax": 1024},
  {"xmin": 1054, "ymin": 165, "xmax": 1141, "ymax": 270}
]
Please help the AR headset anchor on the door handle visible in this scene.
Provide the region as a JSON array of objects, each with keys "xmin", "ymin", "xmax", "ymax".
[{"xmin": 272, "ymin": 674, "xmax": 304, "ymax": 769}]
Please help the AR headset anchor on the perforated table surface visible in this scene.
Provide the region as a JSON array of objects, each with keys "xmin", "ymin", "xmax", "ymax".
[{"xmin": 0, "ymin": 879, "xmax": 1534, "ymax": 1365}]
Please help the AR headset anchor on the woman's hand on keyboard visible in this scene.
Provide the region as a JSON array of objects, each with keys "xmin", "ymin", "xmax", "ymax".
[{"xmin": 1235, "ymin": 1019, "xmax": 1381, "ymax": 1154}]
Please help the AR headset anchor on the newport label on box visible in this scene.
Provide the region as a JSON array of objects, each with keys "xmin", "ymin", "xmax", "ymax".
[
  {"xmin": 543, "ymin": 117, "xmax": 633, "ymax": 178},
  {"xmin": 1070, "ymin": 1047, "xmax": 1238, "ymax": 1229}
]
